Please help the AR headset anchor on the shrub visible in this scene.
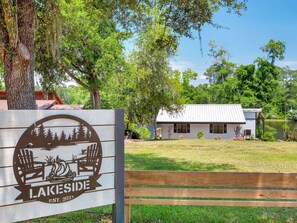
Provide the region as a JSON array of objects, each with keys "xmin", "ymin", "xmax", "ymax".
[
  {"xmin": 287, "ymin": 110, "xmax": 297, "ymax": 121},
  {"xmin": 196, "ymin": 132, "xmax": 204, "ymax": 139},
  {"xmin": 262, "ymin": 125, "xmax": 277, "ymax": 142},
  {"xmin": 135, "ymin": 126, "xmax": 151, "ymax": 139}
]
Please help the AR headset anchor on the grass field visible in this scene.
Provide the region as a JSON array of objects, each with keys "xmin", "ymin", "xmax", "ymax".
[{"xmin": 27, "ymin": 139, "xmax": 297, "ymax": 223}]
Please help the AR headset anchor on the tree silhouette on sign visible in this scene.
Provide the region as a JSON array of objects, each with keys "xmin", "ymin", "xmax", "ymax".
[
  {"xmin": 60, "ymin": 131, "xmax": 67, "ymax": 144},
  {"xmin": 53, "ymin": 133, "xmax": 59, "ymax": 146},
  {"xmin": 85, "ymin": 129, "xmax": 91, "ymax": 141},
  {"xmin": 37, "ymin": 124, "xmax": 46, "ymax": 144},
  {"xmin": 67, "ymin": 134, "xmax": 72, "ymax": 142},
  {"xmin": 45, "ymin": 129, "xmax": 54, "ymax": 144},
  {"xmin": 72, "ymin": 128, "xmax": 77, "ymax": 141},
  {"xmin": 77, "ymin": 124, "xmax": 86, "ymax": 141}
]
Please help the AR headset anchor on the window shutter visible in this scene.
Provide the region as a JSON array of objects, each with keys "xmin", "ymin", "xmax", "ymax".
[
  {"xmin": 187, "ymin": 124, "xmax": 190, "ymax": 133},
  {"xmin": 174, "ymin": 124, "xmax": 177, "ymax": 133},
  {"xmin": 224, "ymin": 124, "xmax": 227, "ymax": 133},
  {"xmin": 210, "ymin": 124, "xmax": 213, "ymax": 133}
]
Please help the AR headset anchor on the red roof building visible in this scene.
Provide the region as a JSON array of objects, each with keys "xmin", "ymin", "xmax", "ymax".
[{"xmin": 0, "ymin": 90, "xmax": 83, "ymax": 110}]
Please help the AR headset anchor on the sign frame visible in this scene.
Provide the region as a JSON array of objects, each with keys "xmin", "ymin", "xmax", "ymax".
[{"xmin": 0, "ymin": 109, "xmax": 124, "ymax": 223}]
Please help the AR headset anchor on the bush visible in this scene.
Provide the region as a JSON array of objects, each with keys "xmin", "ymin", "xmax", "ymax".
[
  {"xmin": 196, "ymin": 132, "xmax": 204, "ymax": 139},
  {"xmin": 262, "ymin": 125, "xmax": 277, "ymax": 142},
  {"xmin": 287, "ymin": 110, "xmax": 297, "ymax": 121},
  {"xmin": 135, "ymin": 126, "xmax": 151, "ymax": 139}
]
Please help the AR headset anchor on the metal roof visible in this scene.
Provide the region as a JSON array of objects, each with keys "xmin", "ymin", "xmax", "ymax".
[
  {"xmin": 157, "ymin": 104, "xmax": 246, "ymax": 124},
  {"xmin": 242, "ymin": 108, "xmax": 262, "ymax": 113}
]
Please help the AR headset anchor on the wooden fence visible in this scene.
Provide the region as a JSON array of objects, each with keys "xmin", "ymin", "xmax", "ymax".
[{"xmin": 124, "ymin": 170, "xmax": 297, "ymax": 223}]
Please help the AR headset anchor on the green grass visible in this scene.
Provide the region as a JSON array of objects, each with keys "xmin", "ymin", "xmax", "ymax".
[
  {"xmin": 125, "ymin": 139, "xmax": 297, "ymax": 223},
  {"xmin": 27, "ymin": 139, "xmax": 297, "ymax": 223},
  {"xmin": 125, "ymin": 139, "xmax": 297, "ymax": 172}
]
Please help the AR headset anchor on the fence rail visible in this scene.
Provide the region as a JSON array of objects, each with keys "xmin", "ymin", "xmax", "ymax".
[{"xmin": 124, "ymin": 170, "xmax": 297, "ymax": 223}]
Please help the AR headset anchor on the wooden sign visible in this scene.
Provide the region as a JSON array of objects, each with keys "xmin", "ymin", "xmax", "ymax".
[{"xmin": 0, "ymin": 110, "xmax": 124, "ymax": 223}]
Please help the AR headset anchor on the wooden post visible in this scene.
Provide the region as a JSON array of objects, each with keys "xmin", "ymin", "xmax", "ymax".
[
  {"xmin": 124, "ymin": 203, "xmax": 131, "ymax": 223},
  {"xmin": 112, "ymin": 110, "xmax": 125, "ymax": 223},
  {"xmin": 124, "ymin": 183, "xmax": 131, "ymax": 223}
]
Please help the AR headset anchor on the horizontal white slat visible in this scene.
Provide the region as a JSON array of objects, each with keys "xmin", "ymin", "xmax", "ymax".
[
  {"xmin": 0, "ymin": 141, "xmax": 115, "ymax": 167},
  {"xmin": 0, "ymin": 126, "xmax": 114, "ymax": 148},
  {"xmin": 0, "ymin": 157, "xmax": 115, "ymax": 187},
  {"xmin": 0, "ymin": 173, "xmax": 115, "ymax": 207},
  {"xmin": 0, "ymin": 189, "xmax": 115, "ymax": 223},
  {"xmin": 0, "ymin": 128, "xmax": 25, "ymax": 148},
  {"xmin": 0, "ymin": 110, "xmax": 115, "ymax": 128},
  {"xmin": 93, "ymin": 126, "xmax": 115, "ymax": 142}
]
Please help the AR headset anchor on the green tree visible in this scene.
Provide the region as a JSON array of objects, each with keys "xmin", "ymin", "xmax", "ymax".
[
  {"xmin": 194, "ymin": 84, "xmax": 211, "ymax": 104},
  {"xmin": 205, "ymin": 41, "xmax": 236, "ymax": 84},
  {"xmin": 253, "ymin": 58, "xmax": 280, "ymax": 116},
  {"xmin": 55, "ymin": 85, "xmax": 90, "ymax": 107},
  {"xmin": 181, "ymin": 69, "xmax": 198, "ymax": 103},
  {"xmin": 59, "ymin": 0, "xmax": 127, "ymax": 109},
  {"xmin": 234, "ymin": 64, "xmax": 259, "ymax": 107},
  {"xmin": 0, "ymin": 0, "xmax": 247, "ymax": 109},
  {"xmin": 129, "ymin": 3, "xmax": 184, "ymax": 139},
  {"xmin": 261, "ymin": 39, "xmax": 286, "ymax": 65},
  {"xmin": 278, "ymin": 67, "xmax": 297, "ymax": 116}
]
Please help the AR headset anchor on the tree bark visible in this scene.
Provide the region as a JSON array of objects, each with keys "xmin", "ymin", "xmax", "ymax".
[
  {"xmin": 1, "ymin": 0, "xmax": 36, "ymax": 109},
  {"xmin": 90, "ymin": 89, "xmax": 101, "ymax": 109}
]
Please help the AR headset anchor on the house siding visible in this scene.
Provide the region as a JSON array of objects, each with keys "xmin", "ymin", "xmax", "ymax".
[
  {"xmin": 241, "ymin": 111, "xmax": 257, "ymax": 137},
  {"xmin": 159, "ymin": 123, "xmax": 240, "ymax": 139}
]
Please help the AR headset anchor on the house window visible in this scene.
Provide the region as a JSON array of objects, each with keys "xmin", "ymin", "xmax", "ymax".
[
  {"xmin": 174, "ymin": 123, "xmax": 190, "ymax": 133},
  {"xmin": 210, "ymin": 124, "xmax": 227, "ymax": 134}
]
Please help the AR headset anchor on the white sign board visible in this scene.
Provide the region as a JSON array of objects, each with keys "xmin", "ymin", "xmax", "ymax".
[{"xmin": 0, "ymin": 110, "xmax": 124, "ymax": 223}]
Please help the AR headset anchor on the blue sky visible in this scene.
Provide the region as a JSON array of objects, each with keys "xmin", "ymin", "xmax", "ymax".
[{"xmin": 170, "ymin": 0, "xmax": 297, "ymax": 85}]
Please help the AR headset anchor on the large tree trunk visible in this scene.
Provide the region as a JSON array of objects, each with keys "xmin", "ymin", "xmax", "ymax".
[
  {"xmin": 90, "ymin": 90, "xmax": 101, "ymax": 109},
  {"xmin": 1, "ymin": 0, "xmax": 36, "ymax": 109}
]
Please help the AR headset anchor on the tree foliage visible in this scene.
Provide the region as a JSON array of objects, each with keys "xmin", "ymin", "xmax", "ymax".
[
  {"xmin": 57, "ymin": 0, "xmax": 127, "ymax": 109},
  {"xmin": 127, "ymin": 3, "xmax": 184, "ymax": 138},
  {"xmin": 260, "ymin": 39, "xmax": 285, "ymax": 64},
  {"xmin": 182, "ymin": 39, "xmax": 297, "ymax": 120}
]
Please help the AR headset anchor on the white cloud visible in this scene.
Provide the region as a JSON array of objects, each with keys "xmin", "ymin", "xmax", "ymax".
[
  {"xmin": 169, "ymin": 60, "xmax": 195, "ymax": 71},
  {"xmin": 276, "ymin": 60, "xmax": 297, "ymax": 69}
]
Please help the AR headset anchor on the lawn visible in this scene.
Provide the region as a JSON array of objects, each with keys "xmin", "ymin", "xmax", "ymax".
[
  {"xmin": 27, "ymin": 139, "xmax": 297, "ymax": 223},
  {"xmin": 125, "ymin": 139, "xmax": 297, "ymax": 223},
  {"xmin": 125, "ymin": 139, "xmax": 297, "ymax": 172}
]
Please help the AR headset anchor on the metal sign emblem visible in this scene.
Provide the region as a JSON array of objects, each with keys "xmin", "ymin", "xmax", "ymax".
[{"xmin": 13, "ymin": 115, "xmax": 102, "ymax": 203}]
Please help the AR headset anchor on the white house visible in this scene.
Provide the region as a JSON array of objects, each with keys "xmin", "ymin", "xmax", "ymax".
[{"xmin": 156, "ymin": 104, "xmax": 261, "ymax": 139}]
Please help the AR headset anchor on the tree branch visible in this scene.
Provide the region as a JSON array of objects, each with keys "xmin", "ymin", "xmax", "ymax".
[
  {"xmin": 59, "ymin": 62, "xmax": 92, "ymax": 91},
  {"xmin": 70, "ymin": 62, "xmax": 92, "ymax": 76}
]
